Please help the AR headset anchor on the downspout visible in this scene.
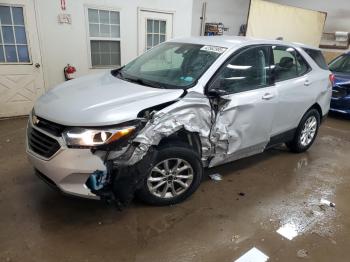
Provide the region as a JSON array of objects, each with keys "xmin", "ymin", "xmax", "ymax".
[{"xmin": 200, "ymin": 2, "xmax": 207, "ymax": 36}]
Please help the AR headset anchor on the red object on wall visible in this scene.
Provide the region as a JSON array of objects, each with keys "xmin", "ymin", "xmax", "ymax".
[
  {"xmin": 61, "ymin": 0, "xmax": 66, "ymax": 11},
  {"xmin": 64, "ymin": 64, "xmax": 76, "ymax": 81}
]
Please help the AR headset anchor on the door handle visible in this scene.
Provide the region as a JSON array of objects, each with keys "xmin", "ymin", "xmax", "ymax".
[
  {"xmin": 304, "ymin": 79, "xmax": 311, "ymax": 86},
  {"xmin": 262, "ymin": 93, "xmax": 275, "ymax": 100},
  {"xmin": 35, "ymin": 63, "xmax": 41, "ymax": 68}
]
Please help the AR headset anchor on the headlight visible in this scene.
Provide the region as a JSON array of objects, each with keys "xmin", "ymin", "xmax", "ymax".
[{"xmin": 63, "ymin": 126, "xmax": 136, "ymax": 147}]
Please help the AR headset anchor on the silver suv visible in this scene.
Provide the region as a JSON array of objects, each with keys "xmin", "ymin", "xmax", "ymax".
[{"xmin": 27, "ymin": 36, "xmax": 332, "ymax": 206}]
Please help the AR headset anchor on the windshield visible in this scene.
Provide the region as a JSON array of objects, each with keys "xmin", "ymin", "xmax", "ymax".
[
  {"xmin": 116, "ymin": 42, "xmax": 227, "ymax": 89},
  {"xmin": 329, "ymin": 55, "xmax": 350, "ymax": 73}
]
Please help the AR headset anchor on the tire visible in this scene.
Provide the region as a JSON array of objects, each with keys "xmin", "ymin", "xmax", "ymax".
[
  {"xmin": 286, "ymin": 109, "xmax": 320, "ymax": 153},
  {"xmin": 136, "ymin": 142, "xmax": 203, "ymax": 206}
]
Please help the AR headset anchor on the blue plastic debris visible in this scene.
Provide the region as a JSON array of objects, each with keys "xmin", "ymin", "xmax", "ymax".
[
  {"xmin": 86, "ymin": 170, "xmax": 108, "ymax": 191},
  {"xmin": 180, "ymin": 76, "xmax": 194, "ymax": 82}
]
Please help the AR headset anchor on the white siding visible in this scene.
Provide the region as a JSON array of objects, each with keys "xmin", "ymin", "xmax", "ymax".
[{"xmin": 35, "ymin": 0, "xmax": 193, "ymax": 88}]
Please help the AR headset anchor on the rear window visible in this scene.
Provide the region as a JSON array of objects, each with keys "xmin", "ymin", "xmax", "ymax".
[{"xmin": 302, "ymin": 48, "xmax": 328, "ymax": 70}]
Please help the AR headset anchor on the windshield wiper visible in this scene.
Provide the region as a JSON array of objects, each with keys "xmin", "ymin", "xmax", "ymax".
[{"xmin": 122, "ymin": 75, "xmax": 165, "ymax": 89}]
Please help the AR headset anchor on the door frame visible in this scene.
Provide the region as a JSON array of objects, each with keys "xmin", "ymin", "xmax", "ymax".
[
  {"xmin": 137, "ymin": 7, "xmax": 174, "ymax": 55},
  {"xmin": 0, "ymin": 0, "xmax": 46, "ymax": 117}
]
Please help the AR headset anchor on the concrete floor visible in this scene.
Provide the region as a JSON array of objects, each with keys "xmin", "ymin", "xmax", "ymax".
[{"xmin": 0, "ymin": 116, "xmax": 349, "ymax": 262}]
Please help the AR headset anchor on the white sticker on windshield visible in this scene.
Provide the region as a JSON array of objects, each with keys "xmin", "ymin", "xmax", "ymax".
[{"xmin": 200, "ymin": 45, "xmax": 227, "ymax": 53}]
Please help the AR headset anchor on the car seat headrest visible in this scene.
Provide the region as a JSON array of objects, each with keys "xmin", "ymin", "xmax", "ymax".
[{"xmin": 279, "ymin": 57, "xmax": 294, "ymax": 69}]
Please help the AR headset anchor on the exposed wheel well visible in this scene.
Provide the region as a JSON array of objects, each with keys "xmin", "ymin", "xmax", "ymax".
[
  {"xmin": 157, "ymin": 129, "xmax": 202, "ymax": 156},
  {"xmin": 309, "ymin": 103, "xmax": 323, "ymax": 121}
]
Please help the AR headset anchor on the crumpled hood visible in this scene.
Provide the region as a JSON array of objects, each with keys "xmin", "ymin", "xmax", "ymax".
[{"xmin": 34, "ymin": 72, "xmax": 184, "ymax": 126}]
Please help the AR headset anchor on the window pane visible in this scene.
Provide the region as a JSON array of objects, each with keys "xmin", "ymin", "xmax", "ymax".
[
  {"xmin": 90, "ymin": 40, "xmax": 99, "ymax": 53},
  {"xmin": 273, "ymin": 46, "xmax": 298, "ymax": 82},
  {"xmin": 111, "ymin": 53, "xmax": 120, "ymax": 66},
  {"xmin": 110, "ymin": 41, "xmax": 120, "ymax": 53},
  {"xmin": 159, "ymin": 34, "xmax": 166, "ymax": 43},
  {"xmin": 2, "ymin": 26, "xmax": 15, "ymax": 44},
  {"xmin": 90, "ymin": 40, "xmax": 120, "ymax": 67},
  {"xmin": 91, "ymin": 53, "xmax": 100, "ymax": 66},
  {"xmin": 89, "ymin": 23, "xmax": 99, "ymax": 37},
  {"xmin": 154, "ymin": 20, "xmax": 159, "ymax": 33},
  {"xmin": 0, "ymin": 6, "xmax": 11, "ymax": 25},
  {"xmin": 17, "ymin": 45, "xmax": 29, "ymax": 62},
  {"xmin": 111, "ymin": 25, "xmax": 120, "ymax": 38},
  {"xmin": 160, "ymin": 21, "xmax": 166, "ymax": 34},
  {"xmin": 0, "ymin": 46, "xmax": 4, "ymax": 62},
  {"xmin": 100, "ymin": 53, "xmax": 110, "ymax": 65},
  {"xmin": 100, "ymin": 24, "xmax": 110, "ymax": 37},
  {"xmin": 147, "ymin": 34, "xmax": 152, "ymax": 47},
  {"xmin": 110, "ymin": 11, "xmax": 119, "ymax": 24},
  {"xmin": 4, "ymin": 45, "xmax": 17, "ymax": 62},
  {"xmin": 88, "ymin": 9, "xmax": 99, "ymax": 23},
  {"xmin": 153, "ymin": 34, "xmax": 159, "ymax": 45},
  {"xmin": 147, "ymin": 19, "xmax": 153, "ymax": 33},
  {"xmin": 215, "ymin": 46, "xmax": 269, "ymax": 93},
  {"xmin": 100, "ymin": 41, "xmax": 110, "ymax": 52},
  {"xmin": 0, "ymin": 28, "xmax": 2, "ymax": 44},
  {"xmin": 303, "ymin": 48, "xmax": 328, "ymax": 70},
  {"xmin": 12, "ymin": 7, "xmax": 24, "ymax": 25},
  {"xmin": 296, "ymin": 52, "xmax": 309, "ymax": 75},
  {"xmin": 123, "ymin": 43, "xmax": 223, "ymax": 87},
  {"xmin": 14, "ymin": 26, "xmax": 27, "ymax": 44},
  {"xmin": 99, "ymin": 10, "xmax": 109, "ymax": 24}
]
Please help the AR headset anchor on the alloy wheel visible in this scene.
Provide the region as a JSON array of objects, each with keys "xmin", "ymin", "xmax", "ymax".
[
  {"xmin": 300, "ymin": 116, "xmax": 317, "ymax": 146},
  {"xmin": 147, "ymin": 158, "xmax": 194, "ymax": 199}
]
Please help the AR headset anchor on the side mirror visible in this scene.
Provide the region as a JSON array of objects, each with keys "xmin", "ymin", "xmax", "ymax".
[{"xmin": 207, "ymin": 88, "xmax": 228, "ymax": 98}]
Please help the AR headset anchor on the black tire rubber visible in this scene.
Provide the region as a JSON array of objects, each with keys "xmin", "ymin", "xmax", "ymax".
[
  {"xmin": 286, "ymin": 109, "xmax": 320, "ymax": 153},
  {"xmin": 136, "ymin": 142, "xmax": 203, "ymax": 206}
]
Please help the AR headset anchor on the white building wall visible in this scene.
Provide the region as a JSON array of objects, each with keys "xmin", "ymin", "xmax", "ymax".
[
  {"xmin": 191, "ymin": 0, "xmax": 250, "ymax": 36},
  {"xmin": 35, "ymin": 0, "xmax": 193, "ymax": 89},
  {"xmin": 191, "ymin": 0, "xmax": 350, "ymax": 37}
]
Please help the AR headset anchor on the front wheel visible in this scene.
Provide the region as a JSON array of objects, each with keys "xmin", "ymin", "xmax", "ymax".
[
  {"xmin": 136, "ymin": 143, "xmax": 203, "ymax": 206},
  {"xmin": 286, "ymin": 109, "xmax": 320, "ymax": 153}
]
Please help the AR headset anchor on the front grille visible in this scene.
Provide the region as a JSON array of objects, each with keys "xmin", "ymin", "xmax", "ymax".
[
  {"xmin": 28, "ymin": 126, "xmax": 61, "ymax": 158},
  {"xmin": 35, "ymin": 117, "xmax": 66, "ymax": 136}
]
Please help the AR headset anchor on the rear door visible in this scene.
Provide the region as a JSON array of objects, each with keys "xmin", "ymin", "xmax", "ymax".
[
  {"xmin": 208, "ymin": 45, "xmax": 278, "ymax": 167},
  {"xmin": 270, "ymin": 45, "xmax": 314, "ymax": 136},
  {"xmin": 0, "ymin": 0, "xmax": 45, "ymax": 117}
]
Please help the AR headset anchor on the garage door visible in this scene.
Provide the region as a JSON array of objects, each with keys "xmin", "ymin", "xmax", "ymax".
[{"xmin": 0, "ymin": 0, "xmax": 44, "ymax": 118}]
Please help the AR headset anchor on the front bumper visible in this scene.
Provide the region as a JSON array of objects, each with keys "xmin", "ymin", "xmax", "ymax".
[{"xmin": 26, "ymin": 120, "xmax": 106, "ymax": 199}]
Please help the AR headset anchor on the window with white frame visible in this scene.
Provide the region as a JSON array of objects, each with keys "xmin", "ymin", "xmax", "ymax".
[
  {"xmin": 87, "ymin": 8, "xmax": 120, "ymax": 67},
  {"xmin": 146, "ymin": 19, "xmax": 166, "ymax": 50},
  {"xmin": 0, "ymin": 5, "xmax": 30, "ymax": 63}
]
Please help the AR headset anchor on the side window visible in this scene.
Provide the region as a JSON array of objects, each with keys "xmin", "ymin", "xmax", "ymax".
[
  {"xmin": 302, "ymin": 48, "xmax": 328, "ymax": 70},
  {"xmin": 212, "ymin": 46, "xmax": 270, "ymax": 93},
  {"xmin": 272, "ymin": 46, "xmax": 298, "ymax": 82},
  {"xmin": 295, "ymin": 52, "xmax": 310, "ymax": 76}
]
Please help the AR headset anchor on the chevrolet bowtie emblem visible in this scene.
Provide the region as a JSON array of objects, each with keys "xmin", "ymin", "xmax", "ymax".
[{"xmin": 32, "ymin": 114, "xmax": 40, "ymax": 125}]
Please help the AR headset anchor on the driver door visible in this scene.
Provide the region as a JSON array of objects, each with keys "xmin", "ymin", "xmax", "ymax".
[{"xmin": 208, "ymin": 45, "xmax": 278, "ymax": 167}]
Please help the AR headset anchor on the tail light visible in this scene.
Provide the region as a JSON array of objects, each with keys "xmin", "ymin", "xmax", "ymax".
[{"xmin": 329, "ymin": 73, "xmax": 335, "ymax": 87}]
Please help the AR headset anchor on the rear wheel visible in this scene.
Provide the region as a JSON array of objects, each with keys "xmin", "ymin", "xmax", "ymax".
[
  {"xmin": 286, "ymin": 109, "xmax": 320, "ymax": 153},
  {"xmin": 137, "ymin": 143, "xmax": 202, "ymax": 205}
]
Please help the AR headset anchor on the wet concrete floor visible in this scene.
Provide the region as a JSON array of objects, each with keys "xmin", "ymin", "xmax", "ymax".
[{"xmin": 0, "ymin": 115, "xmax": 349, "ymax": 262}]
